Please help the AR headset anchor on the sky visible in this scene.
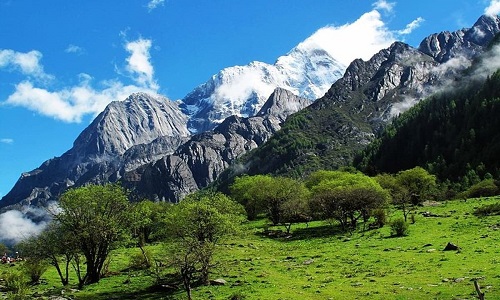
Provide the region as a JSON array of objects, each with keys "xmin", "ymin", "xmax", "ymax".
[{"xmin": 0, "ymin": 0, "xmax": 499, "ymax": 200}]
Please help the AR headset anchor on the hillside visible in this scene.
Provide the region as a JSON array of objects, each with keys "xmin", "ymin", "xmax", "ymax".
[
  {"xmin": 218, "ymin": 16, "xmax": 500, "ymax": 183},
  {"xmin": 355, "ymin": 68, "xmax": 500, "ymax": 187}
]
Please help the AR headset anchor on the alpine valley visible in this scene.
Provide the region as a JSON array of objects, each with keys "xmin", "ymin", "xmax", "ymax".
[{"xmin": 2, "ymin": 14, "xmax": 500, "ymax": 209}]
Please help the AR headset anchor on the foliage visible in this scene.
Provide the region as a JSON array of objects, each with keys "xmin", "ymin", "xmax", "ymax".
[
  {"xmin": 356, "ymin": 70, "xmax": 500, "ymax": 192},
  {"xmin": 473, "ymin": 202, "xmax": 500, "ymax": 216},
  {"xmin": 162, "ymin": 191, "xmax": 245, "ymax": 298},
  {"xmin": 230, "ymin": 175, "xmax": 311, "ymax": 232},
  {"xmin": 395, "ymin": 167, "xmax": 437, "ymax": 205},
  {"xmin": 55, "ymin": 183, "xmax": 131, "ymax": 287},
  {"xmin": 18, "ymin": 222, "xmax": 77, "ymax": 286},
  {"xmin": 464, "ymin": 179, "xmax": 499, "ymax": 198},
  {"xmin": 21, "ymin": 258, "xmax": 49, "ymax": 283},
  {"xmin": 390, "ymin": 218, "xmax": 409, "ymax": 237},
  {"xmin": 308, "ymin": 171, "xmax": 389, "ymax": 230},
  {"xmin": 3, "ymin": 269, "xmax": 29, "ymax": 299}
]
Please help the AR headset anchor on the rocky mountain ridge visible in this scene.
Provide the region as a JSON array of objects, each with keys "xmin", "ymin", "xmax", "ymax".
[
  {"xmin": 2, "ymin": 15, "xmax": 500, "ymax": 209},
  {"xmin": 224, "ymin": 15, "xmax": 500, "ymax": 178}
]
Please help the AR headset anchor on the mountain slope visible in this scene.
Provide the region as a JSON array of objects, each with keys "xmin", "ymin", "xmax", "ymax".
[
  {"xmin": 0, "ymin": 93, "xmax": 190, "ymax": 208},
  {"xmin": 355, "ymin": 68, "xmax": 500, "ymax": 187},
  {"xmin": 122, "ymin": 88, "xmax": 311, "ymax": 202},
  {"xmin": 223, "ymin": 15, "xmax": 500, "ymax": 180}
]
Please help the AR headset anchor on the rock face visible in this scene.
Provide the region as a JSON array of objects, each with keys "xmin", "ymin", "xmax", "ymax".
[
  {"xmin": 0, "ymin": 93, "xmax": 190, "ymax": 208},
  {"xmin": 232, "ymin": 15, "xmax": 500, "ymax": 177},
  {"xmin": 122, "ymin": 88, "xmax": 311, "ymax": 202},
  {"xmin": 419, "ymin": 15, "xmax": 500, "ymax": 63}
]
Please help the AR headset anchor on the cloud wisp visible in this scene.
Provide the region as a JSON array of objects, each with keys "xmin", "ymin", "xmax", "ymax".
[
  {"xmin": 485, "ymin": 0, "xmax": 500, "ymax": 16},
  {"xmin": 65, "ymin": 44, "xmax": 85, "ymax": 55},
  {"xmin": 0, "ymin": 138, "xmax": 13, "ymax": 144},
  {"xmin": 2, "ymin": 38, "xmax": 159, "ymax": 123},
  {"xmin": 0, "ymin": 49, "xmax": 53, "ymax": 81},
  {"xmin": 146, "ymin": 0, "xmax": 165, "ymax": 12}
]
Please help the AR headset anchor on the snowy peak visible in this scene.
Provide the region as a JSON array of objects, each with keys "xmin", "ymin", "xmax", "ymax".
[{"xmin": 179, "ymin": 40, "xmax": 345, "ymax": 134}]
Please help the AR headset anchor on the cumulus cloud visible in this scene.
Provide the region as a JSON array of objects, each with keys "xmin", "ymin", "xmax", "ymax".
[
  {"xmin": 125, "ymin": 38, "xmax": 159, "ymax": 90},
  {"xmin": 372, "ymin": 0, "xmax": 395, "ymax": 13},
  {"xmin": 298, "ymin": 10, "xmax": 395, "ymax": 67},
  {"xmin": 147, "ymin": 0, "xmax": 165, "ymax": 12},
  {"xmin": 397, "ymin": 17, "xmax": 425, "ymax": 35},
  {"xmin": 0, "ymin": 138, "xmax": 13, "ymax": 144},
  {"xmin": 65, "ymin": 44, "xmax": 85, "ymax": 55},
  {"xmin": 0, "ymin": 49, "xmax": 52, "ymax": 81},
  {"xmin": 485, "ymin": 0, "xmax": 500, "ymax": 16},
  {"xmin": 2, "ymin": 38, "xmax": 159, "ymax": 123}
]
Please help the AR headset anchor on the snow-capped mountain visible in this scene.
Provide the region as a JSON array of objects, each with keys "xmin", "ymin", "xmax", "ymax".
[{"xmin": 180, "ymin": 31, "xmax": 347, "ymax": 133}]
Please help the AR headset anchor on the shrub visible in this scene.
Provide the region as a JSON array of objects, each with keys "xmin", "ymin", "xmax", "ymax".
[
  {"xmin": 466, "ymin": 179, "xmax": 498, "ymax": 198},
  {"xmin": 390, "ymin": 218, "xmax": 409, "ymax": 237},
  {"xmin": 372, "ymin": 208, "xmax": 387, "ymax": 228},
  {"xmin": 473, "ymin": 202, "xmax": 500, "ymax": 216},
  {"xmin": 129, "ymin": 249, "xmax": 152, "ymax": 270},
  {"xmin": 22, "ymin": 258, "xmax": 49, "ymax": 283},
  {"xmin": 3, "ymin": 270, "xmax": 29, "ymax": 299}
]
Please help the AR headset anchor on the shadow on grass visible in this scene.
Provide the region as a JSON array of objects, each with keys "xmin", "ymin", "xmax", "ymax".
[{"xmin": 256, "ymin": 223, "xmax": 347, "ymax": 241}]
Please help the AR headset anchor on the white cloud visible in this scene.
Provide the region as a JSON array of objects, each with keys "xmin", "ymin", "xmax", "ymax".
[
  {"xmin": 0, "ymin": 49, "xmax": 52, "ymax": 81},
  {"xmin": 485, "ymin": 0, "xmax": 500, "ymax": 16},
  {"xmin": 2, "ymin": 38, "xmax": 159, "ymax": 123},
  {"xmin": 298, "ymin": 10, "xmax": 395, "ymax": 67},
  {"xmin": 0, "ymin": 209, "xmax": 48, "ymax": 245},
  {"xmin": 125, "ymin": 38, "xmax": 159, "ymax": 90},
  {"xmin": 0, "ymin": 138, "xmax": 13, "ymax": 144},
  {"xmin": 397, "ymin": 17, "xmax": 425, "ymax": 35},
  {"xmin": 372, "ymin": 0, "xmax": 395, "ymax": 13},
  {"xmin": 65, "ymin": 44, "xmax": 85, "ymax": 55},
  {"xmin": 147, "ymin": 0, "xmax": 165, "ymax": 12}
]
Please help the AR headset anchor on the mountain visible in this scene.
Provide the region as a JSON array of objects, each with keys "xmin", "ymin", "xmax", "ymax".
[
  {"xmin": 355, "ymin": 65, "xmax": 500, "ymax": 189},
  {"xmin": 3, "ymin": 15, "xmax": 500, "ymax": 209},
  {"xmin": 0, "ymin": 93, "xmax": 190, "ymax": 209},
  {"xmin": 122, "ymin": 88, "xmax": 311, "ymax": 202},
  {"xmin": 180, "ymin": 31, "xmax": 346, "ymax": 133},
  {"xmin": 221, "ymin": 15, "xmax": 500, "ymax": 180}
]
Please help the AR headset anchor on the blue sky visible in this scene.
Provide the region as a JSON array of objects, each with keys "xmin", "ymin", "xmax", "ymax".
[{"xmin": 0, "ymin": 0, "xmax": 498, "ymax": 199}]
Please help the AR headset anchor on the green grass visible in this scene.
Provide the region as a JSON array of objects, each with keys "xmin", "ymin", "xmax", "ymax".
[{"xmin": 2, "ymin": 197, "xmax": 500, "ymax": 299}]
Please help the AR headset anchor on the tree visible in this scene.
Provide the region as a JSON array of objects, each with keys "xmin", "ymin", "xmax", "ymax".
[
  {"xmin": 309, "ymin": 171, "xmax": 389, "ymax": 231},
  {"xmin": 163, "ymin": 191, "xmax": 245, "ymax": 299},
  {"xmin": 396, "ymin": 167, "xmax": 437, "ymax": 206},
  {"xmin": 376, "ymin": 173, "xmax": 412, "ymax": 222},
  {"xmin": 55, "ymin": 183, "xmax": 130, "ymax": 287},
  {"xmin": 230, "ymin": 175, "xmax": 273, "ymax": 220},
  {"xmin": 18, "ymin": 222, "xmax": 77, "ymax": 286}
]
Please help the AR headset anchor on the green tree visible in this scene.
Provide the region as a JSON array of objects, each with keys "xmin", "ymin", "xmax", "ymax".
[
  {"xmin": 163, "ymin": 191, "xmax": 245, "ymax": 299},
  {"xmin": 309, "ymin": 171, "xmax": 389, "ymax": 231},
  {"xmin": 55, "ymin": 183, "xmax": 130, "ymax": 287},
  {"xmin": 230, "ymin": 175, "xmax": 273, "ymax": 220},
  {"xmin": 18, "ymin": 222, "xmax": 77, "ymax": 286},
  {"xmin": 396, "ymin": 167, "xmax": 437, "ymax": 206}
]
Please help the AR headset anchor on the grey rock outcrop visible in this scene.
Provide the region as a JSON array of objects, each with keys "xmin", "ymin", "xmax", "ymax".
[
  {"xmin": 0, "ymin": 93, "xmax": 190, "ymax": 208},
  {"xmin": 418, "ymin": 15, "xmax": 500, "ymax": 63},
  {"xmin": 122, "ymin": 88, "xmax": 311, "ymax": 202}
]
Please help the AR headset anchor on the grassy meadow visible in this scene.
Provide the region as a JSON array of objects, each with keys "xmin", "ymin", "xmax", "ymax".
[{"xmin": 1, "ymin": 196, "xmax": 499, "ymax": 299}]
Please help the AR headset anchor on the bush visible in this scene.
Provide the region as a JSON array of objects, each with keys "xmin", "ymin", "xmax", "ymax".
[
  {"xmin": 390, "ymin": 218, "xmax": 409, "ymax": 237},
  {"xmin": 473, "ymin": 202, "xmax": 500, "ymax": 216},
  {"xmin": 466, "ymin": 179, "xmax": 499, "ymax": 198},
  {"xmin": 3, "ymin": 270, "xmax": 29, "ymax": 299},
  {"xmin": 129, "ymin": 249, "xmax": 152, "ymax": 270},
  {"xmin": 22, "ymin": 258, "xmax": 49, "ymax": 283},
  {"xmin": 372, "ymin": 209, "xmax": 387, "ymax": 228}
]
